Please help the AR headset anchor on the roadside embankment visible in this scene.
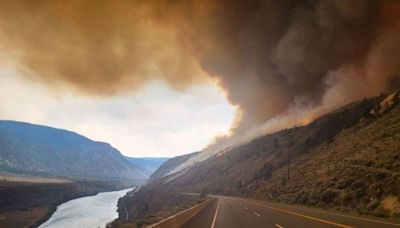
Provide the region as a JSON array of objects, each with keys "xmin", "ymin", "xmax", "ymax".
[
  {"xmin": 148, "ymin": 198, "xmax": 215, "ymax": 228},
  {"xmin": 111, "ymin": 187, "xmax": 212, "ymax": 228}
]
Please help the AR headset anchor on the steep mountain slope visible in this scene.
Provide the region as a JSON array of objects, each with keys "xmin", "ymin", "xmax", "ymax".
[
  {"xmin": 255, "ymin": 99, "xmax": 400, "ymax": 217},
  {"xmin": 149, "ymin": 152, "xmax": 199, "ymax": 181},
  {"xmin": 117, "ymin": 92, "xmax": 400, "ymax": 221},
  {"xmin": 124, "ymin": 157, "xmax": 169, "ymax": 177},
  {"xmin": 0, "ymin": 121, "xmax": 147, "ymax": 181}
]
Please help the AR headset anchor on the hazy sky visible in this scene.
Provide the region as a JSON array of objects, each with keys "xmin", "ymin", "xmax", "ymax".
[
  {"xmin": 0, "ymin": 64, "xmax": 235, "ymax": 157},
  {"xmin": 0, "ymin": 0, "xmax": 398, "ymax": 158}
]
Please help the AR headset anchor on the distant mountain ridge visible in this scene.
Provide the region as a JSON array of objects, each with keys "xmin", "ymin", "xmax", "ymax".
[
  {"xmin": 149, "ymin": 152, "xmax": 199, "ymax": 181},
  {"xmin": 124, "ymin": 157, "xmax": 169, "ymax": 177},
  {"xmin": 0, "ymin": 120, "xmax": 147, "ymax": 181}
]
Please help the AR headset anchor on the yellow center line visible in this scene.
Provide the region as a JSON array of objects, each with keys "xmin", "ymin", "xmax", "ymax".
[{"xmin": 248, "ymin": 200, "xmax": 353, "ymax": 228}]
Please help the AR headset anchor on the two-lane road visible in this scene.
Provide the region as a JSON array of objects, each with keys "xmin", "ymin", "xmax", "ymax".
[{"xmin": 183, "ymin": 196, "xmax": 400, "ymax": 228}]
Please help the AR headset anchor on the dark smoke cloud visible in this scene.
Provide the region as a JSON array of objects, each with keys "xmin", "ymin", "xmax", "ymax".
[
  {"xmin": 185, "ymin": 0, "xmax": 382, "ymax": 131},
  {"xmin": 172, "ymin": 0, "xmax": 400, "ymax": 136},
  {"xmin": 1, "ymin": 0, "xmax": 400, "ymax": 143},
  {"xmin": 0, "ymin": 0, "xmax": 206, "ymax": 95}
]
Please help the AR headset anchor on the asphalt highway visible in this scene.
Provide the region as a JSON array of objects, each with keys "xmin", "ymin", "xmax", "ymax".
[{"xmin": 183, "ymin": 195, "xmax": 400, "ymax": 228}]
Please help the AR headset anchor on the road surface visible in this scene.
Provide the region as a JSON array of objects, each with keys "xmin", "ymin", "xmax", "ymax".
[{"xmin": 183, "ymin": 196, "xmax": 400, "ymax": 228}]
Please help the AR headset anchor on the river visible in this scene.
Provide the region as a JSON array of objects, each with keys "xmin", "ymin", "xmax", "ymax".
[{"xmin": 39, "ymin": 188, "xmax": 133, "ymax": 228}]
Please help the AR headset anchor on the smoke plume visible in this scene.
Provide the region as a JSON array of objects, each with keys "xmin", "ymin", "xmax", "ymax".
[
  {"xmin": 0, "ymin": 0, "xmax": 207, "ymax": 95},
  {"xmin": 1, "ymin": 0, "xmax": 400, "ymax": 152}
]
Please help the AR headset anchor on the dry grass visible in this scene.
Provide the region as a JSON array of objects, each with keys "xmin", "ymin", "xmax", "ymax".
[
  {"xmin": 255, "ymin": 105, "xmax": 400, "ymax": 218},
  {"xmin": 0, "ymin": 174, "xmax": 70, "ymax": 183},
  {"xmin": 0, "ymin": 206, "xmax": 49, "ymax": 228}
]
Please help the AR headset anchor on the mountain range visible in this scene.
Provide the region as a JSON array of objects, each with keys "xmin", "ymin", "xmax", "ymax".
[{"xmin": 0, "ymin": 121, "xmax": 148, "ymax": 181}]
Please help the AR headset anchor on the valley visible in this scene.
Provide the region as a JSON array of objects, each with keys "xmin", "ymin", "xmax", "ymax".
[
  {"xmin": 0, "ymin": 179, "xmax": 135, "ymax": 227},
  {"xmin": 2, "ymin": 1, "xmax": 400, "ymax": 227},
  {"xmin": 2, "ymin": 92, "xmax": 400, "ymax": 228},
  {"xmin": 0, "ymin": 121, "xmax": 150, "ymax": 227}
]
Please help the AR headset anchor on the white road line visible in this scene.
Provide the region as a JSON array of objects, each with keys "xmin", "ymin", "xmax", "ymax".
[
  {"xmin": 253, "ymin": 212, "xmax": 261, "ymax": 217},
  {"xmin": 288, "ymin": 207, "xmax": 400, "ymax": 227},
  {"xmin": 275, "ymin": 224, "xmax": 284, "ymax": 228},
  {"xmin": 249, "ymin": 201, "xmax": 353, "ymax": 228},
  {"xmin": 211, "ymin": 199, "xmax": 220, "ymax": 228}
]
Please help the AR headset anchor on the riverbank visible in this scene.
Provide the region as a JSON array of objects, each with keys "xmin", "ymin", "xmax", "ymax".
[
  {"xmin": 40, "ymin": 188, "xmax": 134, "ymax": 228},
  {"xmin": 0, "ymin": 179, "xmax": 139, "ymax": 227}
]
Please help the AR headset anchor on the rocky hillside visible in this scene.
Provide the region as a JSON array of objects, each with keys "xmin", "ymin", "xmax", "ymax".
[
  {"xmin": 254, "ymin": 94, "xmax": 400, "ymax": 217},
  {"xmin": 0, "ymin": 121, "xmax": 147, "ymax": 181},
  {"xmin": 117, "ymin": 91, "xmax": 400, "ymax": 222}
]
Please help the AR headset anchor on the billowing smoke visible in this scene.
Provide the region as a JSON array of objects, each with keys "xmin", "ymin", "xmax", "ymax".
[
  {"xmin": 1, "ymin": 0, "xmax": 400, "ymax": 157},
  {"xmin": 186, "ymin": 0, "xmax": 395, "ymax": 131},
  {"xmin": 0, "ymin": 0, "xmax": 207, "ymax": 95}
]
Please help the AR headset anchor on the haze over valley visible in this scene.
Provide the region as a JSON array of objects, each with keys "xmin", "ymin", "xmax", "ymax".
[{"xmin": 1, "ymin": 0, "xmax": 400, "ymax": 227}]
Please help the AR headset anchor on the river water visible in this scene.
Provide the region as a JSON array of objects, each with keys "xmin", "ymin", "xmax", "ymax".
[{"xmin": 39, "ymin": 188, "xmax": 133, "ymax": 228}]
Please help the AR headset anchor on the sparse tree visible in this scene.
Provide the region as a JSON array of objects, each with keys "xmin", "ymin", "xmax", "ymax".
[
  {"xmin": 262, "ymin": 162, "xmax": 273, "ymax": 180},
  {"xmin": 237, "ymin": 181, "xmax": 242, "ymax": 190},
  {"xmin": 244, "ymin": 154, "xmax": 249, "ymax": 198},
  {"xmin": 273, "ymin": 137, "xmax": 279, "ymax": 149},
  {"xmin": 280, "ymin": 177, "xmax": 287, "ymax": 186},
  {"xmin": 287, "ymin": 136, "xmax": 294, "ymax": 181},
  {"xmin": 200, "ymin": 187, "xmax": 208, "ymax": 198},
  {"xmin": 393, "ymin": 90, "xmax": 399, "ymax": 104}
]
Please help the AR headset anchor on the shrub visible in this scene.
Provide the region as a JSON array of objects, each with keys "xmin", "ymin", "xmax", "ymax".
[
  {"xmin": 200, "ymin": 188, "xmax": 208, "ymax": 198},
  {"xmin": 281, "ymin": 177, "xmax": 287, "ymax": 186},
  {"xmin": 321, "ymin": 190, "xmax": 338, "ymax": 203}
]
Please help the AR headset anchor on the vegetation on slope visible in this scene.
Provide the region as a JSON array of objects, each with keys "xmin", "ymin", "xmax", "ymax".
[
  {"xmin": 0, "ymin": 121, "xmax": 147, "ymax": 181},
  {"xmin": 255, "ymin": 98, "xmax": 400, "ymax": 217},
  {"xmin": 117, "ymin": 91, "xmax": 400, "ymax": 221}
]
